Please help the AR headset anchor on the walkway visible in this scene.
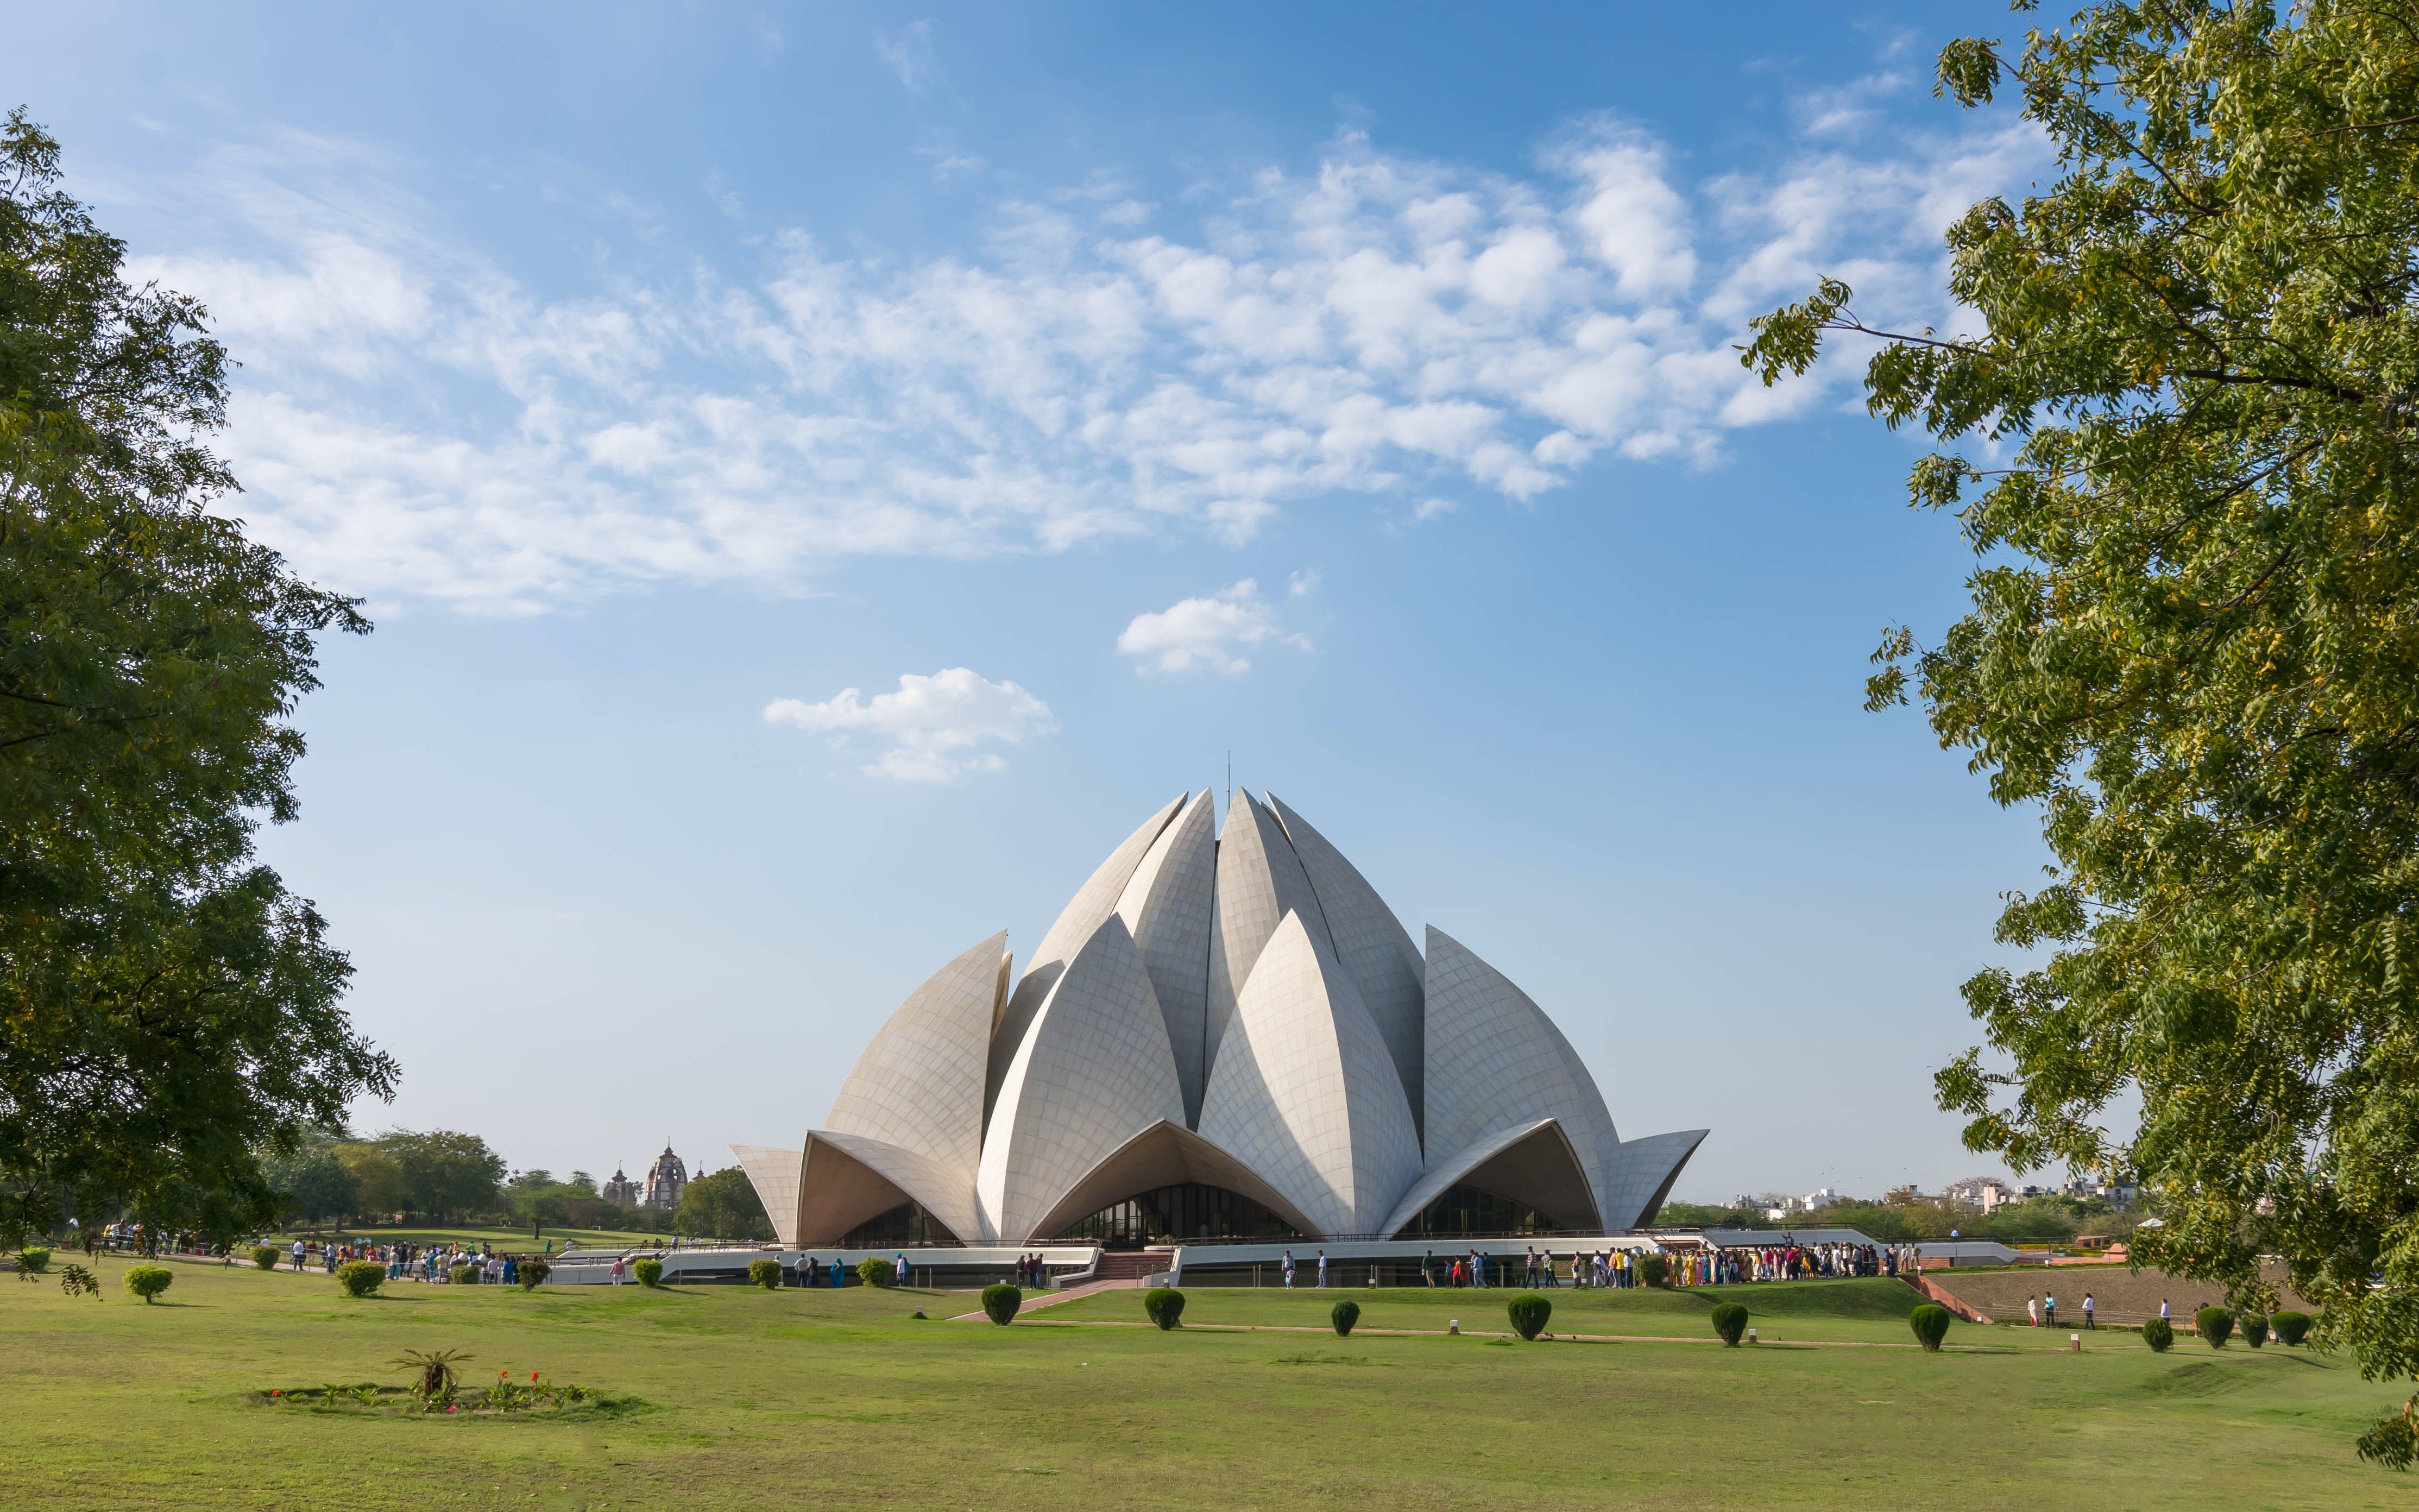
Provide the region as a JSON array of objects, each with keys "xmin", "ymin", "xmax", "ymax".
[{"xmin": 947, "ymin": 1278, "xmax": 1139, "ymax": 1322}]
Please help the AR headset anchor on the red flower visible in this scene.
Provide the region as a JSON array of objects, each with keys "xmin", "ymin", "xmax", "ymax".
[
  {"xmin": 270, "ymin": 1389, "xmax": 282, "ymax": 1397},
  {"xmin": 530, "ymin": 1370, "xmax": 539, "ymax": 1381},
  {"xmin": 446, "ymin": 1404, "xmax": 458, "ymax": 1413}
]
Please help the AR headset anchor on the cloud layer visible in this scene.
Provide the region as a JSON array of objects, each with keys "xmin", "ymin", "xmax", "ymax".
[
  {"xmin": 764, "ymin": 668, "xmax": 1057, "ymax": 780},
  {"xmin": 1119, "ymin": 578, "xmax": 1310, "ymax": 675},
  {"xmin": 128, "ymin": 101, "xmax": 2042, "ymax": 614}
]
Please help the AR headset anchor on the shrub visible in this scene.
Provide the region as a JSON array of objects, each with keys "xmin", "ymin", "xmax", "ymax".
[
  {"xmin": 519, "ymin": 1259, "xmax": 550, "ymax": 1291},
  {"xmin": 15, "ymin": 1246, "xmax": 51, "ymax": 1276},
  {"xmin": 748, "ymin": 1258, "xmax": 782, "ymax": 1291},
  {"xmin": 1710, "ymin": 1302, "xmax": 1750, "ymax": 1347},
  {"xmin": 124, "ymin": 1264, "xmax": 174, "ymax": 1303},
  {"xmin": 2271, "ymin": 1311, "xmax": 2313, "ymax": 1346},
  {"xmin": 981, "ymin": 1283, "xmax": 1022, "ymax": 1325},
  {"xmin": 1506, "ymin": 1293, "xmax": 1552, "ymax": 1341},
  {"xmin": 395, "ymin": 1348, "xmax": 468, "ymax": 1399},
  {"xmin": 1909, "ymin": 1303, "xmax": 1952, "ymax": 1352},
  {"xmin": 1635, "ymin": 1254, "xmax": 1670, "ymax": 1288},
  {"xmin": 1142, "ymin": 1288, "xmax": 1183, "ymax": 1330},
  {"xmin": 2196, "ymin": 1307, "xmax": 2234, "ymax": 1348},
  {"xmin": 450, "ymin": 1263, "xmax": 481, "ymax": 1287},
  {"xmin": 1331, "ymin": 1300, "xmax": 1362, "ymax": 1337},
  {"xmin": 857, "ymin": 1257, "xmax": 895, "ymax": 1289},
  {"xmin": 2143, "ymin": 1317, "xmax": 2175, "ymax": 1352},
  {"xmin": 251, "ymin": 1245, "xmax": 280, "ymax": 1271},
  {"xmin": 336, "ymin": 1261, "xmax": 385, "ymax": 1298},
  {"xmin": 2242, "ymin": 1312, "xmax": 2269, "ymax": 1349}
]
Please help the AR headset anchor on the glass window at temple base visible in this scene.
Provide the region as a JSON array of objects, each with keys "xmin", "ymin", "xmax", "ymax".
[
  {"xmin": 1052, "ymin": 1183, "xmax": 1303, "ymax": 1247},
  {"xmin": 839, "ymin": 1201, "xmax": 959, "ymax": 1249},
  {"xmin": 1399, "ymin": 1185, "xmax": 1553, "ymax": 1239}
]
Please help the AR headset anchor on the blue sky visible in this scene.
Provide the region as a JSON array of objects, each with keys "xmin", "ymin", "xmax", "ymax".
[{"xmin": 9, "ymin": 1, "xmax": 2063, "ymax": 1202}]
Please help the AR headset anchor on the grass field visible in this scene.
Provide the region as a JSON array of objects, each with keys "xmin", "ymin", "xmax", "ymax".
[{"xmin": 8, "ymin": 1253, "xmax": 2407, "ymax": 1510}]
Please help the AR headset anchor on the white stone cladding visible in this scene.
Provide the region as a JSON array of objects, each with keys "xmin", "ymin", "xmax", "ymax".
[
  {"xmin": 1113, "ymin": 788, "xmax": 1218, "ymax": 1124},
  {"xmin": 1204, "ymin": 791, "xmax": 1335, "ymax": 1091},
  {"xmin": 1598, "ymin": 1128, "xmax": 1712, "ymax": 1230},
  {"xmin": 986, "ymin": 794, "xmax": 1185, "ymax": 1125},
  {"xmin": 825, "ymin": 931, "xmax": 1006, "ymax": 1189},
  {"xmin": 728, "ymin": 1143, "xmax": 804, "ymax": 1244},
  {"xmin": 1265, "ymin": 792, "xmax": 1427, "ymax": 1138},
  {"xmin": 977, "ymin": 914, "xmax": 1189, "ymax": 1243},
  {"xmin": 801, "ymin": 1129, "xmax": 982, "ymax": 1246},
  {"xmin": 1196, "ymin": 910, "xmax": 1423, "ymax": 1236},
  {"xmin": 1421, "ymin": 925, "xmax": 1623, "ymax": 1221}
]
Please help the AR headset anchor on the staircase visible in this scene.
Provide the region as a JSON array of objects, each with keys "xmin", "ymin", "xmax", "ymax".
[{"xmin": 1093, "ymin": 1248, "xmax": 1175, "ymax": 1283}]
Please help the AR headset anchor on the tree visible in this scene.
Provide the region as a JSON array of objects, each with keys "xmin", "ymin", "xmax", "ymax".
[
  {"xmin": 0, "ymin": 111, "xmax": 395, "ymax": 1250},
  {"xmin": 332, "ymin": 1142, "xmax": 405, "ymax": 1218},
  {"xmin": 674, "ymin": 1167, "xmax": 773, "ymax": 1243},
  {"xmin": 1743, "ymin": 1, "xmax": 2419, "ymax": 1463},
  {"xmin": 375, "ymin": 1131, "xmax": 505, "ymax": 1223}
]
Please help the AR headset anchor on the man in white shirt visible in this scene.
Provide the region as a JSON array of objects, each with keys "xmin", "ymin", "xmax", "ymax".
[
  {"xmin": 289, "ymin": 1238, "xmax": 305, "ymax": 1271},
  {"xmin": 1282, "ymin": 1250, "xmax": 1296, "ymax": 1288},
  {"xmin": 1315, "ymin": 1250, "xmax": 1328, "ymax": 1288}
]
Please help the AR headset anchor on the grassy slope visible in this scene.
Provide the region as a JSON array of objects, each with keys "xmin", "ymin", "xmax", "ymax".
[{"xmin": 7, "ymin": 1257, "xmax": 2404, "ymax": 1511}]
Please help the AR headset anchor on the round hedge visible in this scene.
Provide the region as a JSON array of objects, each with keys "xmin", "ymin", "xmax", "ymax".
[
  {"xmin": 1635, "ymin": 1254, "xmax": 1670, "ymax": 1289},
  {"xmin": 1710, "ymin": 1302, "xmax": 1749, "ymax": 1347},
  {"xmin": 1506, "ymin": 1293, "xmax": 1552, "ymax": 1341},
  {"xmin": 747, "ymin": 1258, "xmax": 782, "ymax": 1291},
  {"xmin": 519, "ymin": 1259, "xmax": 551, "ymax": 1292},
  {"xmin": 250, "ymin": 1245, "xmax": 280, "ymax": 1271},
  {"xmin": 2143, "ymin": 1317, "xmax": 2175, "ymax": 1352},
  {"xmin": 335, "ymin": 1260, "xmax": 385, "ymax": 1297},
  {"xmin": 1331, "ymin": 1299, "xmax": 1362, "ymax": 1337},
  {"xmin": 124, "ymin": 1264, "xmax": 174, "ymax": 1303},
  {"xmin": 15, "ymin": 1246, "xmax": 51, "ymax": 1275},
  {"xmin": 2270, "ymin": 1310, "xmax": 2313, "ymax": 1346},
  {"xmin": 451, "ymin": 1263, "xmax": 481, "ymax": 1286},
  {"xmin": 981, "ymin": 1282, "xmax": 1022, "ymax": 1325},
  {"xmin": 857, "ymin": 1257, "xmax": 896, "ymax": 1289},
  {"xmin": 1143, "ymin": 1288, "xmax": 1184, "ymax": 1330},
  {"xmin": 1909, "ymin": 1303, "xmax": 1952, "ymax": 1352},
  {"xmin": 2196, "ymin": 1306, "xmax": 2234, "ymax": 1347},
  {"xmin": 2241, "ymin": 1312, "xmax": 2270, "ymax": 1349},
  {"xmin": 632, "ymin": 1258, "xmax": 664, "ymax": 1287}
]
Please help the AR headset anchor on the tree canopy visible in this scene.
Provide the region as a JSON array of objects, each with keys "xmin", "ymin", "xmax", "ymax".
[
  {"xmin": 1746, "ymin": 0, "xmax": 2419, "ymax": 1465},
  {"xmin": 0, "ymin": 109, "xmax": 394, "ymax": 1246},
  {"xmin": 675, "ymin": 1167, "xmax": 774, "ymax": 1243}
]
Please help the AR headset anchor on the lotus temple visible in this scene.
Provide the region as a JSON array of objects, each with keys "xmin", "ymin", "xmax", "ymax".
[{"xmin": 727, "ymin": 788, "xmax": 1706, "ymax": 1272}]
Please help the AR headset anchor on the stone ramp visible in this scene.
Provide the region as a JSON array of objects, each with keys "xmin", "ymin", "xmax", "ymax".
[{"xmin": 949, "ymin": 1278, "xmax": 1138, "ymax": 1322}]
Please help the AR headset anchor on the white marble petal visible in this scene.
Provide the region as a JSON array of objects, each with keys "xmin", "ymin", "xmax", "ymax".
[
  {"xmin": 1422, "ymin": 925, "xmax": 1623, "ymax": 1222},
  {"xmin": 1113, "ymin": 788, "xmax": 1218, "ymax": 1124},
  {"xmin": 987, "ymin": 794, "xmax": 1186, "ymax": 1124},
  {"xmin": 1196, "ymin": 910, "xmax": 1423, "ymax": 1236},
  {"xmin": 1597, "ymin": 1129, "xmax": 1711, "ymax": 1230},
  {"xmin": 1375, "ymin": 1118, "xmax": 1602, "ymax": 1237},
  {"xmin": 826, "ymin": 931, "xmax": 1007, "ymax": 1187},
  {"xmin": 977, "ymin": 914, "xmax": 1189, "ymax": 1243},
  {"xmin": 728, "ymin": 1143, "xmax": 804, "ymax": 1246},
  {"xmin": 795, "ymin": 1129, "xmax": 981, "ymax": 1246},
  {"xmin": 1204, "ymin": 791, "xmax": 1335, "ymax": 1089},
  {"xmin": 1264, "ymin": 792, "xmax": 1426, "ymax": 1136}
]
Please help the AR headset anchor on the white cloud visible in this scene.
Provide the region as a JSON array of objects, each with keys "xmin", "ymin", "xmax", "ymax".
[
  {"xmin": 874, "ymin": 20, "xmax": 938, "ymax": 92},
  {"xmin": 1287, "ymin": 568, "xmax": 1319, "ymax": 598},
  {"xmin": 763, "ymin": 667, "xmax": 1056, "ymax": 780},
  {"xmin": 1118, "ymin": 579, "xmax": 1311, "ymax": 675},
  {"xmin": 120, "ymin": 99, "xmax": 2045, "ymax": 613}
]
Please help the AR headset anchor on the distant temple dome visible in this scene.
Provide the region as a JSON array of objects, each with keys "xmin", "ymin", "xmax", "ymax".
[
  {"xmin": 601, "ymin": 1166, "xmax": 637, "ymax": 1207},
  {"xmin": 641, "ymin": 1144, "xmax": 687, "ymax": 1209},
  {"xmin": 735, "ymin": 789, "xmax": 1706, "ymax": 1246}
]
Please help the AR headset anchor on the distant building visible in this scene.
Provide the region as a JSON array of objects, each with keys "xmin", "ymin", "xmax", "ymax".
[
  {"xmin": 601, "ymin": 1166, "xmax": 637, "ymax": 1207},
  {"xmin": 641, "ymin": 1145, "xmax": 687, "ymax": 1209}
]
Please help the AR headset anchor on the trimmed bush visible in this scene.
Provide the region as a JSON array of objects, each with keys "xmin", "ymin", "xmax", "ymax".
[
  {"xmin": 251, "ymin": 1245, "xmax": 280, "ymax": 1271},
  {"xmin": 2242, "ymin": 1312, "xmax": 2269, "ymax": 1349},
  {"xmin": 1710, "ymin": 1302, "xmax": 1750, "ymax": 1347},
  {"xmin": 2271, "ymin": 1310, "xmax": 2312, "ymax": 1346},
  {"xmin": 1909, "ymin": 1303, "xmax": 1952, "ymax": 1352},
  {"xmin": 981, "ymin": 1282, "xmax": 1022, "ymax": 1325},
  {"xmin": 1506, "ymin": 1293, "xmax": 1552, "ymax": 1341},
  {"xmin": 336, "ymin": 1261, "xmax": 385, "ymax": 1297},
  {"xmin": 857, "ymin": 1257, "xmax": 896, "ymax": 1289},
  {"xmin": 15, "ymin": 1246, "xmax": 51, "ymax": 1275},
  {"xmin": 1635, "ymin": 1254, "xmax": 1670, "ymax": 1288},
  {"xmin": 747, "ymin": 1258, "xmax": 782, "ymax": 1291},
  {"xmin": 632, "ymin": 1259, "xmax": 663, "ymax": 1288},
  {"xmin": 1328, "ymin": 1299, "xmax": 1362, "ymax": 1337},
  {"xmin": 2143, "ymin": 1317, "xmax": 2175, "ymax": 1352},
  {"xmin": 519, "ymin": 1259, "xmax": 550, "ymax": 1291},
  {"xmin": 1143, "ymin": 1288, "xmax": 1183, "ymax": 1330},
  {"xmin": 124, "ymin": 1264, "xmax": 174, "ymax": 1303},
  {"xmin": 2196, "ymin": 1307, "xmax": 2234, "ymax": 1348},
  {"xmin": 450, "ymin": 1263, "xmax": 481, "ymax": 1286}
]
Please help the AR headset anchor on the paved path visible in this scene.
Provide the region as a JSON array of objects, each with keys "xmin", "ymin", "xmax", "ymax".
[{"xmin": 948, "ymin": 1278, "xmax": 1138, "ymax": 1322}]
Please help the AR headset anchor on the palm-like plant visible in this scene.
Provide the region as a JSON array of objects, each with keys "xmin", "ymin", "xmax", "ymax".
[{"xmin": 394, "ymin": 1349, "xmax": 470, "ymax": 1399}]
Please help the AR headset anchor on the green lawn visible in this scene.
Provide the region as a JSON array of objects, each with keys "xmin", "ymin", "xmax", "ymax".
[{"xmin": 8, "ymin": 1255, "xmax": 2407, "ymax": 1509}]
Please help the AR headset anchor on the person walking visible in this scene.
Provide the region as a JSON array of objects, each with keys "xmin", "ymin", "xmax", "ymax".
[
  {"xmin": 1316, "ymin": 1250, "xmax": 1328, "ymax": 1288},
  {"xmin": 2044, "ymin": 1291, "xmax": 2057, "ymax": 1328},
  {"xmin": 1422, "ymin": 1250, "xmax": 1436, "ymax": 1287},
  {"xmin": 290, "ymin": 1237, "xmax": 305, "ymax": 1272},
  {"xmin": 610, "ymin": 1255, "xmax": 626, "ymax": 1286},
  {"xmin": 1282, "ymin": 1250, "xmax": 1296, "ymax": 1289},
  {"xmin": 2028, "ymin": 1295, "xmax": 2040, "ymax": 1328},
  {"xmin": 2159, "ymin": 1298, "xmax": 2171, "ymax": 1324},
  {"xmin": 2083, "ymin": 1292, "xmax": 2095, "ymax": 1330}
]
